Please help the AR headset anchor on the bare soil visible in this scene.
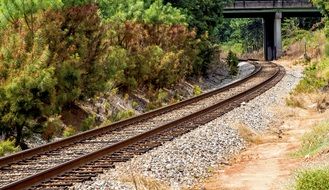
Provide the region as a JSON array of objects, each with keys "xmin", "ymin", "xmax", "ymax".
[{"xmin": 194, "ymin": 107, "xmax": 329, "ymax": 190}]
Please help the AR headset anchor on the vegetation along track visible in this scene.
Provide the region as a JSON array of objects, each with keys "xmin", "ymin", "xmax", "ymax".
[{"xmin": 0, "ymin": 61, "xmax": 285, "ymax": 190}]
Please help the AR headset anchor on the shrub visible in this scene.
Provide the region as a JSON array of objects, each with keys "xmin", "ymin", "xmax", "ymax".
[
  {"xmin": 42, "ymin": 4, "xmax": 111, "ymax": 102},
  {"xmin": 132, "ymin": 101, "xmax": 139, "ymax": 109},
  {"xmin": 0, "ymin": 4, "xmax": 112, "ymax": 147},
  {"xmin": 107, "ymin": 21, "xmax": 198, "ymax": 91},
  {"xmin": 63, "ymin": 126, "xmax": 76, "ymax": 137},
  {"xmin": 0, "ymin": 140, "xmax": 19, "ymax": 157},
  {"xmin": 81, "ymin": 115, "xmax": 95, "ymax": 132},
  {"xmin": 227, "ymin": 50, "xmax": 239, "ymax": 75},
  {"xmin": 42, "ymin": 116, "xmax": 64, "ymax": 142},
  {"xmin": 293, "ymin": 59, "xmax": 329, "ymax": 94},
  {"xmin": 112, "ymin": 109, "xmax": 135, "ymax": 122},
  {"xmin": 193, "ymin": 85, "xmax": 203, "ymax": 96},
  {"xmin": 295, "ymin": 168, "xmax": 329, "ymax": 190}
]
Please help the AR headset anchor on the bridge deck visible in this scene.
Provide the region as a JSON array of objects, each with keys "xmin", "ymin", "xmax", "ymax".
[
  {"xmin": 225, "ymin": 0, "xmax": 314, "ymax": 9},
  {"xmin": 224, "ymin": 0, "xmax": 320, "ymax": 18}
]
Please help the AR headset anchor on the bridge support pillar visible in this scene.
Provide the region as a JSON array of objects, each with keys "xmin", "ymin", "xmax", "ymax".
[
  {"xmin": 274, "ymin": 12, "xmax": 282, "ymax": 59},
  {"xmin": 263, "ymin": 12, "xmax": 282, "ymax": 61},
  {"xmin": 263, "ymin": 16, "xmax": 274, "ymax": 61}
]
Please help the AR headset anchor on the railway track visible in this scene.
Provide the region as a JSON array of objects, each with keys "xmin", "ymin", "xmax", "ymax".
[{"xmin": 0, "ymin": 61, "xmax": 285, "ymax": 190}]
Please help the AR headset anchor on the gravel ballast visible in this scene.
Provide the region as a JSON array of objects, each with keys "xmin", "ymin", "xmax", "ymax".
[{"xmin": 74, "ymin": 63, "xmax": 303, "ymax": 190}]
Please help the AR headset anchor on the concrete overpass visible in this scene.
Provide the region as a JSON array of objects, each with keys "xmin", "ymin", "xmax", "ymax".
[{"xmin": 224, "ymin": 0, "xmax": 322, "ymax": 61}]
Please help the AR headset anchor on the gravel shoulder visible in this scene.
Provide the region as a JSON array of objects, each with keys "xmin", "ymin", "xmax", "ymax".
[{"xmin": 74, "ymin": 62, "xmax": 300, "ymax": 190}]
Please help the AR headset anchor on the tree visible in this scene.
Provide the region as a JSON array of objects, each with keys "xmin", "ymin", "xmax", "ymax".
[
  {"xmin": 164, "ymin": 0, "xmax": 232, "ymax": 38},
  {"xmin": 218, "ymin": 18, "xmax": 264, "ymax": 53},
  {"xmin": 0, "ymin": 0, "xmax": 62, "ymax": 28},
  {"xmin": 0, "ymin": 25, "xmax": 57, "ymax": 148},
  {"xmin": 99, "ymin": 0, "xmax": 186, "ymax": 24},
  {"xmin": 313, "ymin": 0, "xmax": 329, "ymax": 37},
  {"xmin": 0, "ymin": 3, "xmax": 112, "ymax": 148}
]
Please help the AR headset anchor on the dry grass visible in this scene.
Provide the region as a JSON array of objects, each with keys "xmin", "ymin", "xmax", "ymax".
[
  {"xmin": 286, "ymin": 92, "xmax": 329, "ymax": 112},
  {"xmin": 234, "ymin": 123, "xmax": 264, "ymax": 145},
  {"xmin": 282, "ymin": 30, "xmax": 326, "ymax": 61},
  {"xmin": 120, "ymin": 173, "xmax": 170, "ymax": 190}
]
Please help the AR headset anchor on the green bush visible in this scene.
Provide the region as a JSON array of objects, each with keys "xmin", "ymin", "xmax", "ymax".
[
  {"xmin": 112, "ymin": 109, "xmax": 135, "ymax": 122},
  {"xmin": 81, "ymin": 115, "xmax": 95, "ymax": 132},
  {"xmin": 63, "ymin": 126, "xmax": 76, "ymax": 137},
  {"xmin": 293, "ymin": 59, "xmax": 329, "ymax": 93},
  {"xmin": 193, "ymin": 85, "xmax": 203, "ymax": 96},
  {"xmin": 0, "ymin": 140, "xmax": 19, "ymax": 157},
  {"xmin": 295, "ymin": 168, "xmax": 329, "ymax": 190},
  {"xmin": 227, "ymin": 50, "xmax": 239, "ymax": 75}
]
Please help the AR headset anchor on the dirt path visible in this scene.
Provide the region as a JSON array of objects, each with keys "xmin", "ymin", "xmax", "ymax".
[{"xmin": 197, "ymin": 109, "xmax": 329, "ymax": 190}]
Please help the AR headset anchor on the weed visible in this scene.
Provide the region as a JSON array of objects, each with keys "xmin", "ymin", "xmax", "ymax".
[
  {"xmin": 294, "ymin": 121, "xmax": 329, "ymax": 157},
  {"xmin": 132, "ymin": 101, "xmax": 139, "ymax": 109},
  {"xmin": 227, "ymin": 50, "xmax": 239, "ymax": 75},
  {"xmin": 156, "ymin": 89, "xmax": 169, "ymax": 103},
  {"xmin": 294, "ymin": 59, "xmax": 329, "ymax": 94},
  {"xmin": 81, "ymin": 115, "xmax": 95, "ymax": 131},
  {"xmin": 0, "ymin": 140, "xmax": 19, "ymax": 156},
  {"xmin": 112, "ymin": 109, "xmax": 135, "ymax": 122},
  {"xmin": 63, "ymin": 126, "xmax": 76, "ymax": 137},
  {"xmin": 295, "ymin": 167, "xmax": 329, "ymax": 190},
  {"xmin": 193, "ymin": 85, "xmax": 202, "ymax": 96}
]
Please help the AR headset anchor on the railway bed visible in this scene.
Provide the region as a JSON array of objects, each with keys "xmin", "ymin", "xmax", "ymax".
[{"xmin": 0, "ymin": 61, "xmax": 285, "ymax": 190}]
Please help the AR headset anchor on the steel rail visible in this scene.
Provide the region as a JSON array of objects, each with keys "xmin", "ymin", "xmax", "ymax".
[
  {"xmin": 1, "ymin": 62, "xmax": 285, "ymax": 190},
  {"xmin": 0, "ymin": 61, "xmax": 261, "ymax": 167}
]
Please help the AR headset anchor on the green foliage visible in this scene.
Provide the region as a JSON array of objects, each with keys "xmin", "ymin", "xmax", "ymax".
[
  {"xmin": 227, "ymin": 51, "xmax": 239, "ymax": 75},
  {"xmin": 61, "ymin": 0, "xmax": 94, "ymax": 7},
  {"xmin": 295, "ymin": 167, "xmax": 329, "ymax": 190},
  {"xmin": 294, "ymin": 59, "xmax": 329, "ymax": 93},
  {"xmin": 99, "ymin": 0, "xmax": 186, "ymax": 24},
  {"xmin": 112, "ymin": 109, "xmax": 135, "ymax": 122},
  {"xmin": 0, "ymin": 0, "xmax": 62, "ymax": 28},
  {"xmin": 132, "ymin": 101, "xmax": 139, "ymax": 109},
  {"xmin": 0, "ymin": 4, "xmax": 111, "ymax": 147},
  {"xmin": 193, "ymin": 85, "xmax": 202, "ymax": 96},
  {"xmin": 0, "ymin": 24, "xmax": 57, "ymax": 147},
  {"xmin": 294, "ymin": 121, "xmax": 329, "ymax": 157},
  {"xmin": 81, "ymin": 115, "xmax": 95, "ymax": 131},
  {"xmin": 313, "ymin": 0, "xmax": 329, "ymax": 38},
  {"xmin": 146, "ymin": 88, "xmax": 170, "ymax": 110},
  {"xmin": 191, "ymin": 35, "xmax": 220, "ymax": 76},
  {"xmin": 42, "ymin": 4, "xmax": 111, "ymax": 101},
  {"xmin": 0, "ymin": 0, "xmax": 216, "ymax": 146},
  {"xmin": 0, "ymin": 140, "xmax": 19, "ymax": 156},
  {"xmin": 165, "ymin": 0, "xmax": 231, "ymax": 37},
  {"xmin": 221, "ymin": 42, "xmax": 244, "ymax": 55},
  {"xmin": 282, "ymin": 20, "xmax": 312, "ymax": 49},
  {"xmin": 218, "ymin": 18, "xmax": 263, "ymax": 53},
  {"xmin": 107, "ymin": 21, "xmax": 198, "ymax": 90},
  {"xmin": 63, "ymin": 126, "xmax": 76, "ymax": 137}
]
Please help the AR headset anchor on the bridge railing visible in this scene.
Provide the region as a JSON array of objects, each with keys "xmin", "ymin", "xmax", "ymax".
[{"xmin": 226, "ymin": 0, "xmax": 314, "ymax": 9}]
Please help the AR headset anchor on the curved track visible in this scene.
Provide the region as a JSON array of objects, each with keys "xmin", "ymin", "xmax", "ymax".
[{"xmin": 0, "ymin": 61, "xmax": 285, "ymax": 190}]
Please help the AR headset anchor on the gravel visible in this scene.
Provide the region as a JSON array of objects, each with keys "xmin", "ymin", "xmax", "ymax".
[
  {"xmin": 202, "ymin": 61, "xmax": 255, "ymax": 93},
  {"xmin": 73, "ymin": 63, "xmax": 303, "ymax": 190}
]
